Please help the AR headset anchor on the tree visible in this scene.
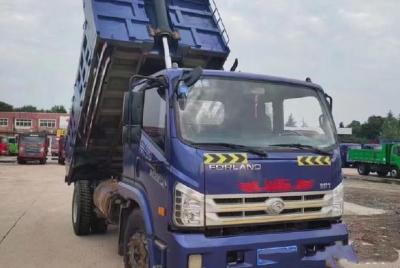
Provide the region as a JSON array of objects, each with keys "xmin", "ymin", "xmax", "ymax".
[
  {"xmin": 14, "ymin": 105, "xmax": 38, "ymax": 112},
  {"xmin": 381, "ymin": 112, "xmax": 400, "ymax": 140},
  {"xmin": 49, "ymin": 105, "xmax": 67, "ymax": 113},
  {"xmin": 285, "ymin": 114, "xmax": 297, "ymax": 127},
  {"xmin": 0, "ymin": 101, "xmax": 13, "ymax": 111},
  {"xmin": 359, "ymin": 116, "xmax": 385, "ymax": 141},
  {"xmin": 347, "ymin": 120, "xmax": 362, "ymax": 137}
]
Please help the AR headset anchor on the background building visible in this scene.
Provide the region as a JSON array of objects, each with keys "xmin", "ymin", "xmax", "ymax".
[{"xmin": 0, "ymin": 112, "xmax": 69, "ymax": 136}]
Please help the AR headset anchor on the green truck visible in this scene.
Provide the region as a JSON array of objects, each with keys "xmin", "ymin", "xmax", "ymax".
[
  {"xmin": 7, "ymin": 137, "xmax": 18, "ymax": 156},
  {"xmin": 349, "ymin": 143, "xmax": 400, "ymax": 178}
]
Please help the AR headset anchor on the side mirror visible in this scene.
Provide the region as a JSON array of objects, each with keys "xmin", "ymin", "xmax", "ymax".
[{"xmin": 122, "ymin": 90, "xmax": 144, "ymax": 144}]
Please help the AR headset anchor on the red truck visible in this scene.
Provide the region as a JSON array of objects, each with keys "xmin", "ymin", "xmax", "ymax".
[
  {"xmin": 51, "ymin": 137, "xmax": 60, "ymax": 157},
  {"xmin": 58, "ymin": 136, "xmax": 65, "ymax": 165},
  {"xmin": 17, "ymin": 133, "xmax": 48, "ymax": 164},
  {"xmin": 0, "ymin": 136, "xmax": 8, "ymax": 156}
]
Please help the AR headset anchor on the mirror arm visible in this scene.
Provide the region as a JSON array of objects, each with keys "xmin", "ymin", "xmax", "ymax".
[
  {"xmin": 129, "ymin": 75, "xmax": 167, "ymax": 89},
  {"xmin": 324, "ymin": 93, "xmax": 333, "ymax": 112}
]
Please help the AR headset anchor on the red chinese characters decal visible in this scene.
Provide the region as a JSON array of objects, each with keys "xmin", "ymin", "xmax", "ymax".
[{"xmin": 239, "ymin": 179, "xmax": 314, "ymax": 193}]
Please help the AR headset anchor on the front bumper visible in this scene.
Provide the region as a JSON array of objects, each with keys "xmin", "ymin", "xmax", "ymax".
[
  {"xmin": 164, "ymin": 223, "xmax": 357, "ymax": 268},
  {"xmin": 18, "ymin": 153, "xmax": 46, "ymax": 160}
]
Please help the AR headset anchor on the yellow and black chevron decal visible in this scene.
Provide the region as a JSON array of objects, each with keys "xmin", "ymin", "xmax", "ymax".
[
  {"xmin": 297, "ymin": 156, "xmax": 331, "ymax": 166},
  {"xmin": 204, "ymin": 153, "xmax": 248, "ymax": 164}
]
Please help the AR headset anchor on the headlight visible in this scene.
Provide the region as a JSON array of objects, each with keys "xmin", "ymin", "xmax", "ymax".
[
  {"xmin": 330, "ymin": 183, "xmax": 344, "ymax": 217},
  {"xmin": 174, "ymin": 183, "xmax": 204, "ymax": 227}
]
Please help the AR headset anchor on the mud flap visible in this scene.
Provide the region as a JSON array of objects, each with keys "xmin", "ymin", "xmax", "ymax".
[{"xmin": 302, "ymin": 245, "xmax": 358, "ymax": 268}]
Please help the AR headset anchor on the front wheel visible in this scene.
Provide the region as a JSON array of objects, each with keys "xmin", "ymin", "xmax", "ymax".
[
  {"xmin": 390, "ymin": 168, "xmax": 400, "ymax": 179},
  {"xmin": 123, "ymin": 209, "xmax": 149, "ymax": 268},
  {"xmin": 357, "ymin": 164, "xmax": 370, "ymax": 176}
]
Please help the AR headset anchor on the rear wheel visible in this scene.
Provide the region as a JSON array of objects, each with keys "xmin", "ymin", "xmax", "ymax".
[
  {"xmin": 390, "ymin": 168, "xmax": 400, "ymax": 179},
  {"xmin": 39, "ymin": 159, "xmax": 46, "ymax": 165},
  {"xmin": 17, "ymin": 158, "xmax": 25, "ymax": 165},
  {"xmin": 123, "ymin": 209, "xmax": 149, "ymax": 268},
  {"xmin": 72, "ymin": 180, "xmax": 93, "ymax": 236},
  {"xmin": 357, "ymin": 164, "xmax": 370, "ymax": 176}
]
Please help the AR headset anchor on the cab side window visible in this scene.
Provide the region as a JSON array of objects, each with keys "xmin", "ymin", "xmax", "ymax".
[
  {"xmin": 396, "ymin": 146, "xmax": 400, "ymax": 156},
  {"xmin": 143, "ymin": 87, "xmax": 166, "ymax": 150}
]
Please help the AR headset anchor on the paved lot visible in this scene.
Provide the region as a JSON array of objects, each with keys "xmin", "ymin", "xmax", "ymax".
[
  {"xmin": 0, "ymin": 161, "xmax": 399, "ymax": 268},
  {"xmin": 0, "ymin": 161, "xmax": 122, "ymax": 268}
]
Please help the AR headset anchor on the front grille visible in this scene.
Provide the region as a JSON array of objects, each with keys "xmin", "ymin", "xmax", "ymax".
[{"xmin": 205, "ymin": 191, "xmax": 333, "ymax": 226}]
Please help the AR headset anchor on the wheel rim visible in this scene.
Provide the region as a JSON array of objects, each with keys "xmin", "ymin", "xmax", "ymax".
[
  {"xmin": 127, "ymin": 233, "xmax": 148, "ymax": 268},
  {"xmin": 358, "ymin": 166, "xmax": 364, "ymax": 173},
  {"xmin": 72, "ymin": 190, "xmax": 78, "ymax": 224},
  {"xmin": 391, "ymin": 169, "xmax": 398, "ymax": 178}
]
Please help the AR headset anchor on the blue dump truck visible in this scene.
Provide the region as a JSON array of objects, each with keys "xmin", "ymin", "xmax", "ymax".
[
  {"xmin": 65, "ymin": 0, "xmax": 357, "ymax": 267},
  {"xmin": 339, "ymin": 143, "xmax": 361, "ymax": 167}
]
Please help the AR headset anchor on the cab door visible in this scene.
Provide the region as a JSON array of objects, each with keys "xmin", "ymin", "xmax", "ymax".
[
  {"xmin": 123, "ymin": 84, "xmax": 171, "ymax": 238},
  {"xmin": 390, "ymin": 145, "xmax": 400, "ymax": 170}
]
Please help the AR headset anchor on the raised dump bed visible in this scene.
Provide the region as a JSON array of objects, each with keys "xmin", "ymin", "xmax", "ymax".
[{"xmin": 66, "ymin": 0, "xmax": 230, "ymax": 181}]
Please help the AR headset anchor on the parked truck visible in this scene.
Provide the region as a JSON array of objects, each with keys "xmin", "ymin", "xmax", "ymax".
[
  {"xmin": 58, "ymin": 136, "xmax": 66, "ymax": 165},
  {"xmin": 7, "ymin": 136, "xmax": 18, "ymax": 156},
  {"xmin": 349, "ymin": 143, "xmax": 400, "ymax": 178},
  {"xmin": 339, "ymin": 143, "xmax": 361, "ymax": 167},
  {"xmin": 17, "ymin": 133, "xmax": 48, "ymax": 164},
  {"xmin": 0, "ymin": 136, "xmax": 8, "ymax": 156},
  {"xmin": 65, "ymin": 0, "xmax": 357, "ymax": 267}
]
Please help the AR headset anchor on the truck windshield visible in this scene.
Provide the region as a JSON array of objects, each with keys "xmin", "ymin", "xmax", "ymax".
[
  {"xmin": 21, "ymin": 136, "xmax": 45, "ymax": 144},
  {"xmin": 176, "ymin": 77, "xmax": 336, "ymax": 150}
]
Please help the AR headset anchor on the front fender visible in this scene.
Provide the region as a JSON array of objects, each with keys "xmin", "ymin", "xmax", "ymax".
[{"xmin": 118, "ymin": 180, "xmax": 154, "ymax": 236}]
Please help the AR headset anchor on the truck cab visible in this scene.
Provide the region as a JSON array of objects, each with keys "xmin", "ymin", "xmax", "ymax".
[
  {"xmin": 17, "ymin": 133, "xmax": 48, "ymax": 164},
  {"xmin": 388, "ymin": 144, "xmax": 400, "ymax": 177},
  {"xmin": 7, "ymin": 136, "xmax": 18, "ymax": 156},
  {"xmin": 0, "ymin": 136, "xmax": 8, "ymax": 156},
  {"xmin": 115, "ymin": 68, "xmax": 352, "ymax": 267}
]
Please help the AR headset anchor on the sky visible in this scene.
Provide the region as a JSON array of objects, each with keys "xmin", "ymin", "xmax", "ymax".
[{"xmin": 0, "ymin": 0, "xmax": 399, "ymax": 125}]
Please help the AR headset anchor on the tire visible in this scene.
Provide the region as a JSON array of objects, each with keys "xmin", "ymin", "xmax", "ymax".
[
  {"xmin": 17, "ymin": 158, "xmax": 25, "ymax": 165},
  {"xmin": 357, "ymin": 164, "xmax": 370, "ymax": 176},
  {"xmin": 40, "ymin": 159, "xmax": 46, "ymax": 165},
  {"xmin": 72, "ymin": 180, "xmax": 93, "ymax": 236},
  {"xmin": 390, "ymin": 168, "xmax": 400, "ymax": 179},
  {"xmin": 123, "ymin": 209, "xmax": 149, "ymax": 268}
]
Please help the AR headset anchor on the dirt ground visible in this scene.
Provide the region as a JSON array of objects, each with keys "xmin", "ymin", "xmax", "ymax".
[{"xmin": 343, "ymin": 173, "xmax": 400, "ymax": 263}]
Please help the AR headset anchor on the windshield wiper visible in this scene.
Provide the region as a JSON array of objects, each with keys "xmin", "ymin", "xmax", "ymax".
[
  {"xmin": 192, "ymin": 142, "xmax": 268, "ymax": 157},
  {"xmin": 268, "ymin": 144, "xmax": 332, "ymax": 155}
]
